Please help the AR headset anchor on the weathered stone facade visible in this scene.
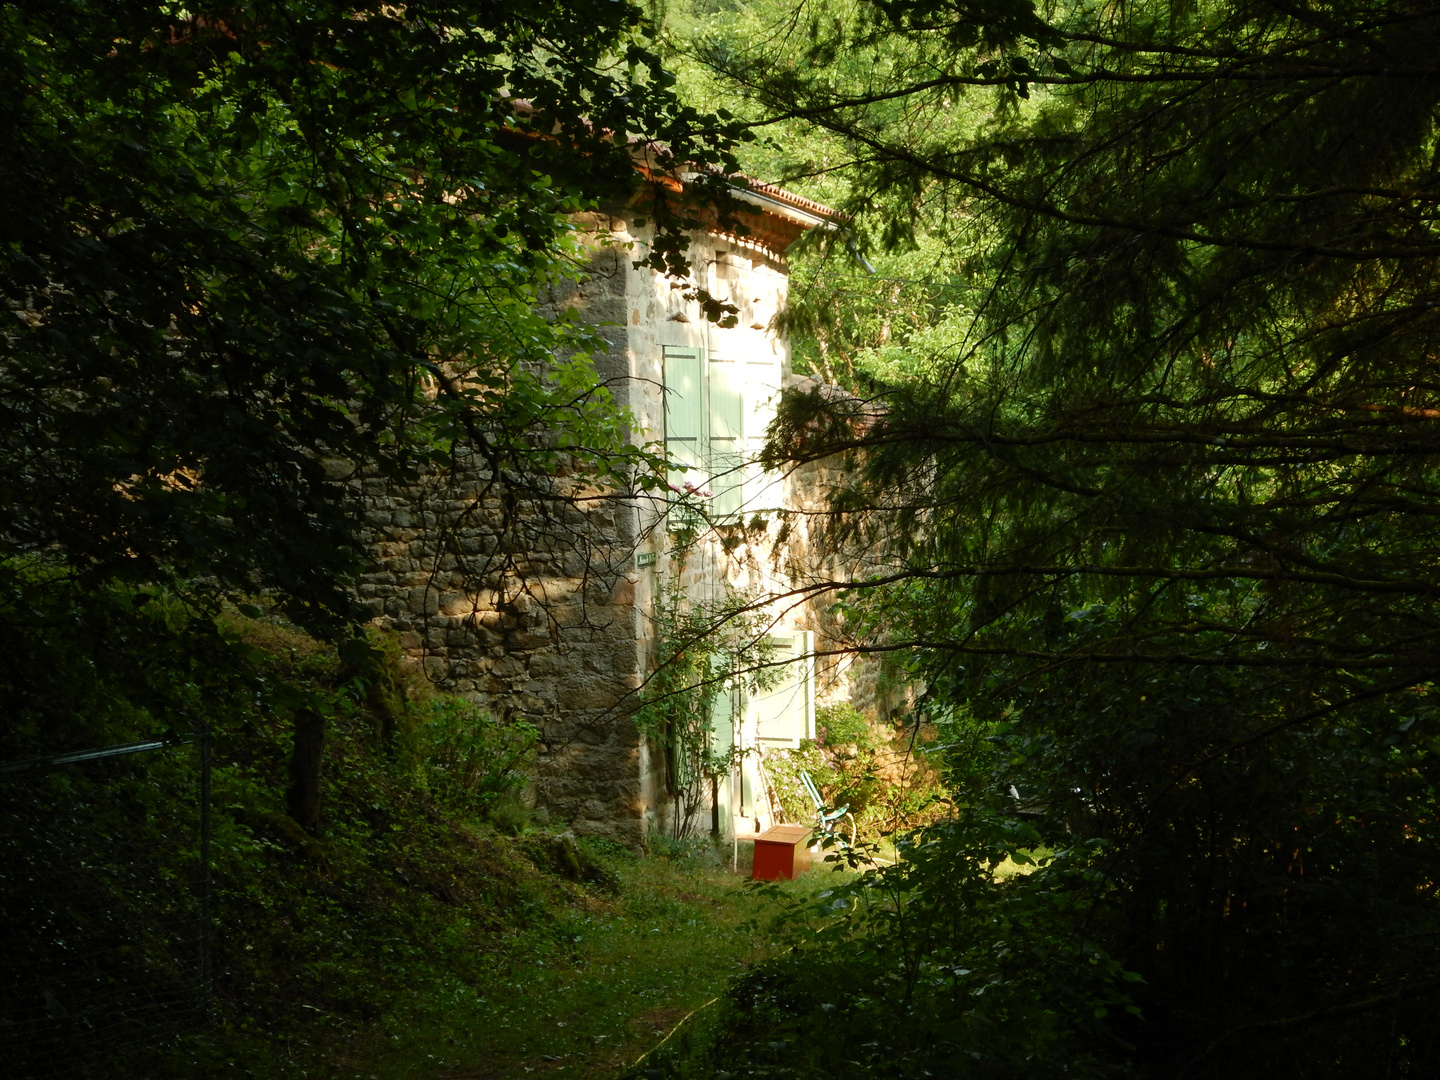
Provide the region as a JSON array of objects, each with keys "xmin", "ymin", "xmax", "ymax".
[{"xmin": 354, "ymin": 187, "xmax": 853, "ymax": 846}]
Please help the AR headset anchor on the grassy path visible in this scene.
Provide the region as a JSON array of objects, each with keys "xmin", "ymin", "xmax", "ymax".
[{"xmin": 359, "ymin": 851, "xmax": 816, "ymax": 1080}]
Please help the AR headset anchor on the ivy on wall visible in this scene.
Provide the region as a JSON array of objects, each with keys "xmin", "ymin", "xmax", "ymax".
[{"xmin": 635, "ymin": 528, "xmax": 775, "ymax": 840}]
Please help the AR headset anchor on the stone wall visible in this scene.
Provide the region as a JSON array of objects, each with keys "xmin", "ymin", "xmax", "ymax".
[
  {"xmin": 351, "ymin": 214, "xmax": 655, "ymax": 844},
  {"xmin": 353, "ymin": 450, "xmax": 651, "ymax": 840},
  {"xmin": 350, "ymin": 210, "xmax": 892, "ymax": 846},
  {"xmin": 777, "ymin": 381, "xmax": 922, "ymax": 724}
]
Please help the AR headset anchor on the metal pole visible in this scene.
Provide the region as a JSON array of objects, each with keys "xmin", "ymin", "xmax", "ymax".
[
  {"xmin": 197, "ymin": 721, "xmax": 212, "ymax": 1004},
  {"xmin": 732, "ymin": 763, "xmax": 739, "ymax": 872}
]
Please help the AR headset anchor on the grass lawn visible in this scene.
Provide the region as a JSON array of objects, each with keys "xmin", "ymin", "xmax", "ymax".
[{"xmin": 345, "ymin": 846, "xmax": 849, "ymax": 1080}]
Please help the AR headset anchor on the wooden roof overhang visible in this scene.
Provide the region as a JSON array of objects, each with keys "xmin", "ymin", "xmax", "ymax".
[
  {"xmin": 628, "ymin": 143, "xmax": 840, "ymax": 258},
  {"xmin": 498, "ymin": 105, "xmax": 840, "ymax": 257}
]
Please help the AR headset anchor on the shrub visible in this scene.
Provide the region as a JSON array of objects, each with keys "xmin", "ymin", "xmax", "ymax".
[
  {"xmin": 644, "ymin": 812, "xmax": 1141, "ymax": 1080},
  {"xmin": 763, "ymin": 703, "xmax": 945, "ymax": 842},
  {"xmin": 413, "ymin": 697, "xmax": 538, "ymax": 815}
]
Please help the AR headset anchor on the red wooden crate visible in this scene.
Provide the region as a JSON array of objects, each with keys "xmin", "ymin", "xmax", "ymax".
[{"xmin": 751, "ymin": 824, "xmax": 813, "ymax": 881}]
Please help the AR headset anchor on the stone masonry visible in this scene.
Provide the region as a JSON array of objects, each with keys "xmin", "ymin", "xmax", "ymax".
[{"xmin": 353, "ymin": 185, "xmax": 855, "ymax": 846}]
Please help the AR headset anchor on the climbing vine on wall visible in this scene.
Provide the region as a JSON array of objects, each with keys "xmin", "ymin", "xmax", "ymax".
[{"xmin": 635, "ymin": 533, "xmax": 776, "ymax": 840}]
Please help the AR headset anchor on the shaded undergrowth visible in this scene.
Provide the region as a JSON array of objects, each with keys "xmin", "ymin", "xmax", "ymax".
[{"xmin": 2, "ymin": 576, "xmax": 821, "ymax": 1080}]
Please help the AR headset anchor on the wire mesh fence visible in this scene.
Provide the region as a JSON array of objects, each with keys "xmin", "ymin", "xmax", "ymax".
[{"xmin": 0, "ymin": 734, "xmax": 211, "ymax": 1078}]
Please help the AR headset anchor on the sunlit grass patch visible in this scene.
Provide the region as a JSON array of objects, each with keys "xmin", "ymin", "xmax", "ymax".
[{"xmin": 993, "ymin": 846, "xmax": 1051, "ymax": 881}]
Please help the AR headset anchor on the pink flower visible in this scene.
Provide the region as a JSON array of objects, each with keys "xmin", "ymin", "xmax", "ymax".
[{"xmin": 667, "ymin": 471, "xmax": 713, "ymax": 499}]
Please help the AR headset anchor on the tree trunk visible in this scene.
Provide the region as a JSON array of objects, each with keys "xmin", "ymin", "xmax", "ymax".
[{"xmin": 286, "ymin": 707, "xmax": 325, "ymax": 835}]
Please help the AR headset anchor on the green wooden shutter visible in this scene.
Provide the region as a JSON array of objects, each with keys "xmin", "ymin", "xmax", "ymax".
[
  {"xmin": 708, "ymin": 358, "xmax": 745, "ymax": 519},
  {"xmin": 710, "ymin": 660, "xmax": 736, "ymax": 767},
  {"xmin": 753, "ymin": 631, "xmax": 816, "ymax": 748},
  {"xmin": 663, "ymin": 346, "xmax": 705, "ymax": 492}
]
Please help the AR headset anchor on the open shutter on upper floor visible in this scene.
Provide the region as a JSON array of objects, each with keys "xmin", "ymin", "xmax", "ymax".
[
  {"xmin": 709, "ymin": 662, "xmax": 736, "ymax": 766},
  {"xmin": 708, "ymin": 358, "xmax": 745, "ymax": 519},
  {"xmin": 663, "ymin": 345, "xmax": 704, "ymax": 490},
  {"xmin": 753, "ymin": 630, "xmax": 815, "ymax": 749}
]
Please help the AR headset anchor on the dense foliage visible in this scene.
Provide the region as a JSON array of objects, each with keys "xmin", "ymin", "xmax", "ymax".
[
  {"xmin": 0, "ymin": 580, "xmax": 615, "ymax": 1078},
  {"xmin": 12, "ymin": 0, "xmax": 1440, "ymax": 1074},
  {"xmin": 762, "ymin": 701, "xmax": 944, "ymax": 842},
  {"xmin": 0, "ymin": 6, "xmax": 762, "ymax": 1072},
  {"xmin": 650, "ymin": 0, "xmax": 1440, "ymax": 1075},
  {"xmin": 0, "ymin": 0, "xmax": 741, "ymax": 634}
]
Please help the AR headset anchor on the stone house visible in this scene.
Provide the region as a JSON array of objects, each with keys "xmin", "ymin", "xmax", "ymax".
[{"xmin": 355, "ymin": 172, "xmax": 866, "ymax": 846}]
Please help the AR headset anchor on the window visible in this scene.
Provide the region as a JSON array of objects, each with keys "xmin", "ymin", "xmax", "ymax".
[
  {"xmin": 662, "ymin": 344, "xmax": 781, "ymax": 521},
  {"xmin": 752, "ymin": 631, "xmax": 815, "ymax": 749},
  {"xmin": 706, "ymin": 631, "xmax": 817, "ymax": 756},
  {"xmin": 660, "ymin": 342, "xmax": 811, "ymax": 818}
]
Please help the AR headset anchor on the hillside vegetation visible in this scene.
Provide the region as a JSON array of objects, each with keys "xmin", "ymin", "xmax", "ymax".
[{"xmin": 0, "ymin": 576, "xmax": 782, "ymax": 1079}]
